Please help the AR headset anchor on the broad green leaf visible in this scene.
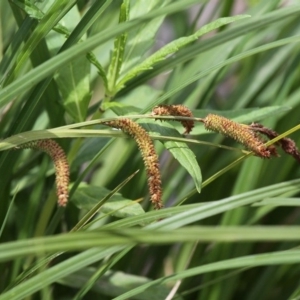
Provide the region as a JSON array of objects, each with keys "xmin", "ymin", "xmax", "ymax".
[
  {"xmin": 55, "ymin": 55, "xmax": 91, "ymax": 122},
  {"xmin": 72, "ymin": 183, "xmax": 144, "ymax": 218},
  {"xmin": 107, "ymin": 0, "xmax": 130, "ymax": 94},
  {"xmin": 47, "ymin": 6, "xmax": 91, "ymax": 123},
  {"xmin": 72, "ymin": 170, "xmax": 141, "ymax": 232},
  {"xmin": 58, "ymin": 269, "xmax": 174, "ymax": 300},
  {"xmin": 116, "ymin": 15, "xmax": 250, "ymax": 90},
  {"xmin": 140, "ymin": 119, "xmax": 202, "ymax": 193}
]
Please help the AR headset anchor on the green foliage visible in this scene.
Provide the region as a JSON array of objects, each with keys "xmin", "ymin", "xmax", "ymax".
[
  {"xmin": 116, "ymin": 14, "xmax": 250, "ymax": 92},
  {"xmin": 1, "ymin": 1, "xmax": 300, "ymax": 299},
  {"xmin": 106, "ymin": 0, "xmax": 130, "ymax": 94}
]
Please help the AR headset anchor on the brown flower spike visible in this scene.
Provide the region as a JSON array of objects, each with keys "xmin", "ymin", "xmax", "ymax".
[
  {"xmin": 152, "ymin": 105, "xmax": 194, "ymax": 134},
  {"xmin": 17, "ymin": 140, "xmax": 70, "ymax": 206},
  {"xmin": 104, "ymin": 119, "xmax": 163, "ymax": 209},
  {"xmin": 250, "ymin": 123, "xmax": 300, "ymax": 163},
  {"xmin": 202, "ymin": 114, "xmax": 278, "ymax": 158}
]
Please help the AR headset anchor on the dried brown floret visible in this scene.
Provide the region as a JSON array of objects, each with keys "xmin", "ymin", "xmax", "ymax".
[
  {"xmin": 202, "ymin": 114, "xmax": 277, "ymax": 158},
  {"xmin": 152, "ymin": 104, "xmax": 194, "ymax": 134},
  {"xmin": 104, "ymin": 119, "xmax": 163, "ymax": 209},
  {"xmin": 250, "ymin": 123, "xmax": 300, "ymax": 163},
  {"xmin": 17, "ymin": 140, "xmax": 69, "ymax": 206}
]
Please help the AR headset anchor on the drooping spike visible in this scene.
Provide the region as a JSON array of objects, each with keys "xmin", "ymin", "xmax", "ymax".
[{"xmin": 104, "ymin": 119, "xmax": 163, "ymax": 209}]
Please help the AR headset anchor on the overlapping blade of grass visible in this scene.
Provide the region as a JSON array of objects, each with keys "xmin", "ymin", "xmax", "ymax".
[
  {"xmin": 2, "ymin": 1, "xmax": 300, "ymax": 298},
  {"xmin": 122, "ymin": 4, "xmax": 300, "ymax": 93},
  {"xmin": 0, "ymin": 0, "xmax": 203, "ymax": 107},
  {"xmin": 116, "ymin": 15, "xmax": 250, "ymax": 91},
  {"xmin": 120, "ymin": 0, "xmax": 173, "ymax": 74},
  {"xmin": 3, "ymin": 0, "xmax": 77, "ymax": 86},
  {"xmin": 1, "ymin": 178, "xmax": 299, "ymax": 261},
  {"xmin": 0, "ymin": 247, "xmax": 125, "ymax": 300},
  {"xmin": 0, "ymin": 1, "xmax": 117, "ymax": 228},
  {"xmin": 106, "ymin": 0, "xmax": 130, "ymax": 94},
  {"xmin": 1, "ymin": 177, "xmax": 299, "ymax": 298},
  {"xmin": 4, "ymin": 226, "xmax": 300, "ymax": 262},
  {"xmin": 141, "ymin": 35, "xmax": 300, "ymax": 113},
  {"xmin": 114, "ymin": 249, "xmax": 300, "ymax": 300}
]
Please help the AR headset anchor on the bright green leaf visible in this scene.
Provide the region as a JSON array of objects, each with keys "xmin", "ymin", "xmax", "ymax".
[
  {"xmin": 72, "ymin": 183, "xmax": 144, "ymax": 218},
  {"xmin": 120, "ymin": 0, "xmax": 172, "ymax": 76},
  {"xmin": 140, "ymin": 119, "xmax": 202, "ymax": 193},
  {"xmin": 107, "ymin": 0, "xmax": 130, "ymax": 94},
  {"xmin": 56, "ymin": 55, "xmax": 91, "ymax": 122},
  {"xmin": 58, "ymin": 269, "xmax": 179, "ymax": 300},
  {"xmin": 117, "ymin": 14, "xmax": 250, "ymax": 90}
]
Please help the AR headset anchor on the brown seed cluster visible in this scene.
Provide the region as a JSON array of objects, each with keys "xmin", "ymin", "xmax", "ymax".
[
  {"xmin": 104, "ymin": 119, "xmax": 163, "ymax": 209},
  {"xmin": 202, "ymin": 114, "xmax": 278, "ymax": 158},
  {"xmin": 18, "ymin": 140, "xmax": 70, "ymax": 206},
  {"xmin": 250, "ymin": 123, "xmax": 300, "ymax": 163},
  {"xmin": 152, "ymin": 104, "xmax": 194, "ymax": 134}
]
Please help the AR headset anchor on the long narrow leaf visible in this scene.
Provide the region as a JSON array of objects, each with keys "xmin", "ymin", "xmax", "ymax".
[{"xmin": 116, "ymin": 15, "xmax": 250, "ymax": 90}]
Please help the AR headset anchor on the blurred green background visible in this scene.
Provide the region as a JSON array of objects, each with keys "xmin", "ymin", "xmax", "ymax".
[{"xmin": 1, "ymin": 1, "xmax": 300, "ymax": 299}]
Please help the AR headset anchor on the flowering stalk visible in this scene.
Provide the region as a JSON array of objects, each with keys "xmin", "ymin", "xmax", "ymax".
[
  {"xmin": 202, "ymin": 114, "xmax": 278, "ymax": 158},
  {"xmin": 17, "ymin": 140, "xmax": 69, "ymax": 206},
  {"xmin": 152, "ymin": 104, "xmax": 194, "ymax": 134},
  {"xmin": 104, "ymin": 119, "xmax": 163, "ymax": 209},
  {"xmin": 250, "ymin": 123, "xmax": 300, "ymax": 163}
]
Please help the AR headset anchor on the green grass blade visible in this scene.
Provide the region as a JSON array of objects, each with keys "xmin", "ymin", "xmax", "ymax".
[
  {"xmin": 0, "ymin": 0, "xmax": 202, "ymax": 107},
  {"xmin": 116, "ymin": 15, "xmax": 250, "ymax": 91},
  {"xmin": 114, "ymin": 249, "xmax": 300, "ymax": 300},
  {"xmin": 71, "ymin": 170, "xmax": 139, "ymax": 232},
  {"xmin": 106, "ymin": 0, "xmax": 130, "ymax": 94},
  {"xmin": 122, "ymin": 4, "xmax": 300, "ymax": 93},
  {"xmin": 141, "ymin": 35, "xmax": 300, "ymax": 113},
  {"xmin": 3, "ymin": 0, "xmax": 77, "ymax": 86}
]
